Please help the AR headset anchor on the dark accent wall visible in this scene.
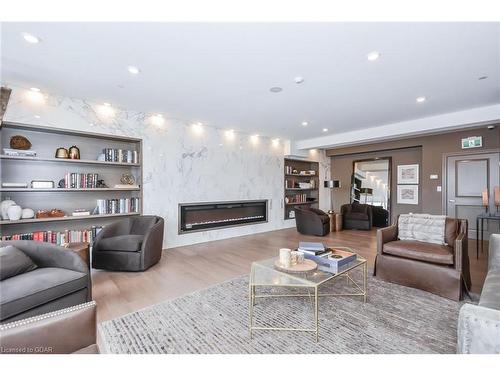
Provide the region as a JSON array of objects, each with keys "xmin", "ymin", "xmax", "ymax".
[{"xmin": 328, "ymin": 125, "xmax": 500, "ymax": 222}]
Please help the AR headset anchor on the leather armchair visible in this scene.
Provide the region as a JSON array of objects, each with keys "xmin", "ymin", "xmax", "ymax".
[
  {"xmin": 0, "ymin": 301, "xmax": 98, "ymax": 354},
  {"xmin": 0, "ymin": 240, "xmax": 91, "ymax": 323},
  {"xmin": 371, "ymin": 205, "xmax": 389, "ymax": 227},
  {"xmin": 295, "ymin": 207, "xmax": 330, "ymax": 236},
  {"xmin": 92, "ymin": 215, "xmax": 165, "ymax": 272},
  {"xmin": 374, "ymin": 217, "xmax": 470, "ymax": 301},
  {"xmin": 341, "ymin": 203, "xmax": 373, "ymax": 230}
]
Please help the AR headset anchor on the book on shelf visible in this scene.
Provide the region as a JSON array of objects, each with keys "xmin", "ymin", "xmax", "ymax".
[
  {"xmin": 102, "ymin": 148, "xmax": 138, "ymax": 163},
  {"xmin": 72, "ymin": 209, "xmax": 91, "ymax": 216},
  {"xmin": 95, "ymin": 198, "xmax": 140, "ymax": 214},
  {"xmin": 63, "ymin": 172, "xmax": 99, "ymax": 189},
  {"xmin": 3, "ymin": 148, "xmax": 37, "ymax": 157},
  {"xmin": 113, "ymin": 184, "xmax": 139, "ymax": 189},
  {"xmin": 1, "ymin": 226, "xmax": 103, "ymax": 246},
  {"xmin": 1, "ymin": 182, "xmax": 28, "ymax": 188},
  {"xmin": 287, "ymin": 193, "xmax": 308, "ymax": 203}
]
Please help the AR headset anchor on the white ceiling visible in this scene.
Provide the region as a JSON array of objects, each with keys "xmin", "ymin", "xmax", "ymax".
[{"xmin": 1, "ymin": 22, "xmax": 499, "ymax": 140}]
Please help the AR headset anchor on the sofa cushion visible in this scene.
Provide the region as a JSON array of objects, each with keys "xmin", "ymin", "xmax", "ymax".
[
  {"xmin": 479, "ymin": 269, "xmax": 500, "ymax": 310},
  {"xmin": 0, "ymin": 245, "xmax": 37, "ymax": 281},
  {"xmin": 345, "ymin": 212, "xmax": 369, "ymax": 221},
  {"xmin": 0, "ymin": 267, "xmax": 88, "ymax": 320},
  {"xmin": 383, "ymin": 240, "xmax": 454, "ymax": 265},
  {"xmin": 98, "ymin": 234, "xmax": 144, "ymax": 252}
]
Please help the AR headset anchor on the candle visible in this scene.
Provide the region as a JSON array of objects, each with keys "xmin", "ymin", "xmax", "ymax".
[
  {"xmin": 482, "ymin": 188, "xmax": 489, "ymax": 207},
  {"xmin": 279, "ymin": 248, "xmax": 291, "ymax": 268},
  {"xmin": 495, "ymin": 186, "xmax": 500, "ymax": 207}
]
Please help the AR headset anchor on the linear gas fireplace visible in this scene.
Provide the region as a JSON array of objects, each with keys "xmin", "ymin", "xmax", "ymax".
[{"xmin": 178, "ymin": 200, "xmax": 268, "ymax": 234}]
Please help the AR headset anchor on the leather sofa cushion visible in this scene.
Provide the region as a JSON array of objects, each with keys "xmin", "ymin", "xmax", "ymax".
[
  {"xmin": 444, "ymin": 218, "xmax": 459, "ymax": 245},
  {"xmin": 479, "ymin": 269, "xmax": 500, "ymax": 310},
  {"xmin": 383, "ymin": 240, "xmax": 454, "ymax": 265},
  {"xmin": 0, "ymin": 245, "xmax": 37, "ymax": 281},
  {"xmin": 0, "ymin": 268, "xmax": 88, "ymax": 320},
  {"xmin": 98, "ymin": 234, "xmax": 144, "ymax": 252},
  {"xmin": 345, "ymin": 212, "xmax": 369, "ymax": 220}
]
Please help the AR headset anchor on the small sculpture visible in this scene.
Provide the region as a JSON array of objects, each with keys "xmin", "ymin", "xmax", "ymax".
[
  {"xmin": 21, "ymin": 208, "xmax": 35, "ymax": 219},
  {"xmin": 120, "ymin": 173, "xmax": 136, "ymax": 185},
  {"xmin": 68, "ymin": 145, "xmax": 80, "ymax": 159},
  {"xmin": 1, "ymin": 199, "xmax": 16, "ymax": 220},
  {"xmin": 55, "ymin": 147, "xmax": 69, "ymax": 159},
  {"xmin": 10, "ymin": 135, "xmax": 32, "ymax": 150}
]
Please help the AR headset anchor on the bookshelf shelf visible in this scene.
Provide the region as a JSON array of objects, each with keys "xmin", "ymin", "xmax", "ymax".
[
  {"xmin": 285, "ymin": 200, "xmax": 318, "ymax": 206},
  {"xmin": 0, "ymin": 187, "xmax": 141, "ymax": 192},
  {"xmin": 0, "ymin": 212, "xmax": 140, "ymax": 225},
  {"xmin": 1, "ymin": 121, "xmax": 143, "ymax": 243},
  {"xmin": 0, "ymin": 155, "xmax": 140, "ymax": 167}
]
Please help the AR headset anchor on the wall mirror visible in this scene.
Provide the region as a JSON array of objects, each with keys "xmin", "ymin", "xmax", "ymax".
[{"xmin": 351, "ymin": 157, "xmax": 392, "ymax": 224}]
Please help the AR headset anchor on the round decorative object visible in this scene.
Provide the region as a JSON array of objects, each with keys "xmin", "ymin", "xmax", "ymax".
[
  {"xmin": 21, "ymin": 208, "xmax": 35, "ymax": 219},
  {"xmin": 55, "ymin": 147, "xmax": 69, "ymax": 159},
  {"xmin": 58, "ymin": 179, "xmax": 65, "ymax": 188},
  {"xmin": 7, "ymin": 205, "xmax": 22, "ymax": 221},
  {"xmin": 10, "ymin": 135, "xmax": 32, "ymax": 150},
  {"xmin": 120, "ymin": 173, "xmax": 136, "ymax": 185},
  {"xmin": 1, "ymin": 199, "xmax": 16, "ymax": 220},
  {"xmin": 49, "ymin": 209, "xmax": 65, "ymax": 217},
  {"xmin": 273, "ymin": 259, "xmax": 318, "ymax": 274},
  {"xmin": 68, "ymin": 145, "xmax": 80, "ymax": 159}
]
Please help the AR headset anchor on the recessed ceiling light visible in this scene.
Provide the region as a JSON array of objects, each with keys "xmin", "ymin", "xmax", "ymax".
[
  {"xmin": 416, "ymin": 96, "xmax": 427, "ymax": 103},
  {"xmin": 30, "ymin": 87, "xmax": 41, "ymax": 92},
  {"xmin": 322, "ymin": 128, "xmax": 328, "ymax": 132},
  {"xmin": 270, "ymin": 87, "xmax": 283, "ymax": 93},
  {"xmin": 367, "ymin": 51, "xmax": 380, "ymax": 61},
  {"xmin": 478, "ymin": 76, "xmax": 488, "ymax": 80},
  {"xmin": 127, "ymin": 66, "xmax": 140, "ymax": 75},
  {"xmin": 294, "ymin": 76, "xmax": 304, "ymax": 84},
  {"xmin": 487, "ymin": 125, "xmax": 495, "ymax": 129},
  {"xmin": 103, "ymin": 102, "xmax": 111, "ymax": 107},
  {"xmin": 192, "ymin": 122, "xmax": 203, "ymax": 135},
  {"xmin": 22, "ymin": 33, "xmax": 40, "ymax": 44},
  {"xmin": 301, "ymin": 121, "xmax": 308, "ymax": 127},
  {"xmin": 225, "ymin": 129, "xmax": 235, "ymax": 140},
  {"xmin": 34, "ymin": 115, "xmax": 41, "ymax": 119},
  {"xmin": 272, "ymin": 138, "xmax": 280, "ymax": 147},
  {"xmin": 150, "ymin": 114, "xmax": 165, "ymax": 127}
]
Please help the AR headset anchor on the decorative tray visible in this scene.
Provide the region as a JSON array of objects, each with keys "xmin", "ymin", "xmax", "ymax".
[{"xmin": 273, "ymin": 259, "xmax": 318, "ymax": 274}]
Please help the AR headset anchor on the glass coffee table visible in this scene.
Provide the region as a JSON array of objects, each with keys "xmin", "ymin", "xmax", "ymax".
[{"xmin": 249, "ymin": 251, "xmax": 367, "ymax": 342}]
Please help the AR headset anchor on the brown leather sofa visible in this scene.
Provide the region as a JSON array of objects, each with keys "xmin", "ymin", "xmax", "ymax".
[
  {"xmin": 341, "ymin": 203, "xmax": 373, "ymax": 230},
  {"xmin": 295, "ymin": 207, "xmax": 330, "ymax": 236},
  {"xmin": 0, "ymin": 301, "xmax": 98, "ymax": 354},
  {"xmin": 374, "ymin": 217, "xmax": 471, "ymax": 301}
]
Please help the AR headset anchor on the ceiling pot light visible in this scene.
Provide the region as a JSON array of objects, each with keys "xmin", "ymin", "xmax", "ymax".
[
  {"xmin": 127, "ymin": 66, "xmax": 140, "ymax": 74},
  {"xmin": 192, "ymin": 122, "xmax": 203, "ymax": 135},
  {"xmin": 367, "ymin": 51, "xmax": 380, "ymax": 61},
  {"xmin": 270, "ymin": 87, "xmax": 283, "ymax": 93},
  {"xmin": 30, "ymin": 87, "xmax": 41, "ymax": 92},
  {"xmin": 98, "ymin": 103, "xmax": 115, "ymax": 118},
  {"xmin": 250, "ymin": 134, "xmax": 259, "ymax": 145},
  {"xmin": 416, "ymin": 96, "xmax": 427, "ymax": 103},
  {"xmin": 294, "ymin": 77, "xmax": 304, "ymax": 84},
  {"xmin": 25, "ymin": 89, "xmax": 45, "ymax": 104},
  {"xmin": 34, "ymin": 115, "xmax": 41, "ymax": 119},
  {"xmin": 322, "ymin": 128, "xmax": 328, "ymax": 132},
  {"xmin": 301, "ymin": 121, "xmax": 308, "ymax": 127},
  {"xmin": 150, "ymin": 114, "xmax": 165, "ymax": 127},
  {"xmin": 22, "ymin": 33, "xmax": 40, "ymax": 44},
  {"xmin": 272, "ymin": 138, "xmax": 280, "ymax": 147}
]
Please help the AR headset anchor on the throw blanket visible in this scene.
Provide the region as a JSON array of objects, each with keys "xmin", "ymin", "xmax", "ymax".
[{"xmin": 398, "ymin": 214, "xmax": 447, "ymax": 245}]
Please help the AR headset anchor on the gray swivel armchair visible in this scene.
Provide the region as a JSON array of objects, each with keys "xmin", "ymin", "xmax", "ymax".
[
  {"xmin": 92, "ymin": 215, "xmax": 164, "ymax": 272},
  {"xmin": 0, "ymin": 240, "xmax": 91, "ymax": 323},
  {"xmin": 295, "ymin": 207, "xmax": 330, "ymax": 236}
]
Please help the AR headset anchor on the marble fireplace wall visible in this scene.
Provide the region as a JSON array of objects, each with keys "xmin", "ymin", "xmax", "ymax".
[{"xmin": 3, "ymin": 85, "xmax": 330, "ymax": 248}]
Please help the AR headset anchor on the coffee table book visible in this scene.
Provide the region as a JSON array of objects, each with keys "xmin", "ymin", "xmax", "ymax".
[{"xmin": 302, "ymin": 247, "xmax": 357, "ymax": 273}]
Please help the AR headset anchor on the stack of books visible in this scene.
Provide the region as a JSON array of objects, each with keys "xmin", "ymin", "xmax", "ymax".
[
  {"xmin": 297, "ymin": 242, "xmax": 331, "ymax": 256},
  {"xmin": 1, "ymin": 226, "xmax": 103, "ymax": 245},
  {"xmin": 95, "ymin": 198, "xmax": 140, "ymax": 214},
  {"xmin": 63, "ymin": 172, "xmax": 99, "ymax": 188},
  {"xmin": 3, "ymin": 148, "xmax": 37, "ymax": 157},
  {"xmin": 298, "ymin": 242, "xmax": 357, "ymax": 273},
  {"xmin": 102, "ymin": 148, "xmax": 138, "ymax": 164}
]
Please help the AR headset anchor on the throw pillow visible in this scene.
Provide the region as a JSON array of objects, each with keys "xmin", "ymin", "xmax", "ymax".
[{"xmin": 0, "ymin": 245, "xmax": 38, "ymax": 281}]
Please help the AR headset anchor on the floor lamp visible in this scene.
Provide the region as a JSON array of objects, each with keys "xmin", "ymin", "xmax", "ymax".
[{"xmin": 324, "ymin": 180, "xmax": 341, "ymax": 213}]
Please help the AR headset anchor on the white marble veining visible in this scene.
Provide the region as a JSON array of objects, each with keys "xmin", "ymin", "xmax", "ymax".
[{"xmin": 3, "ymin": 85, "xmax": 330, "ymax": 248}]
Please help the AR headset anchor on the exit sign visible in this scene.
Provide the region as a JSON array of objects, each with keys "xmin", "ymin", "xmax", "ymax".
[{"xmin": 461, "ymin": 136, "xmax": 483, "ymax": 149}]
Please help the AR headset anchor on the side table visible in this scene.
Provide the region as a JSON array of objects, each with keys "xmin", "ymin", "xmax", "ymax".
[
  {"xmin": 65, "ymin": 242, "xmax": 90, "ymax": 269},
  {"xmin": 328, "ymin": 212, "xmax": 343, "ymax": 232}
]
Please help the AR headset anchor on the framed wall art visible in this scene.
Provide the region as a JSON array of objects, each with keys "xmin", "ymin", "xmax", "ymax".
[
  {"xmin": 397, "ymin": 164, "xmax": 419, "ymax": 184},
  {"xmin": 397, "ymin": 184, "xmax": 419, "ymax": 205}
]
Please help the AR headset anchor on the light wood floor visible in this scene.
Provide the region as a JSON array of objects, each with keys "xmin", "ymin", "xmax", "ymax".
[{"xmin": 92, "ymin": 227, "xmax": 489, "ymax": 323}]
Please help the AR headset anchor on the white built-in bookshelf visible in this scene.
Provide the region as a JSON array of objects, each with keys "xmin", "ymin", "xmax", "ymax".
[{"xmin": 0, "ymin": 121, "xmax": 143, "ymax": 244}]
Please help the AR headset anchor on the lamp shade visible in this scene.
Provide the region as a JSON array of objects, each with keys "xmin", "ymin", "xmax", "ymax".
[
  {"xmin": 324, "ymin": 180, "xmax": 341, "ymax": 188},
  {"xmin": 482, "ymin": 188, "xmax": 489, "ymax": 206}
]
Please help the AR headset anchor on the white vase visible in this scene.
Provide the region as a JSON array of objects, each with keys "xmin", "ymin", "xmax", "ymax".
[
  {"xmin": 7, "ymin": 205, "xmax": 22, "ymax": 221},
  {"xmin": 21, "ymin": 208, "xmax": 35, "ymax": 219},
  {"xmin": 1, "ymin": 199, "xmax": 16, "ymax": 220}
]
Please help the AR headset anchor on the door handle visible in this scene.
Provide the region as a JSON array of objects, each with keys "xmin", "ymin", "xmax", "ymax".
[{"xmin": 449, "ymin": 199, "xmax": 456, "ymax": 203}]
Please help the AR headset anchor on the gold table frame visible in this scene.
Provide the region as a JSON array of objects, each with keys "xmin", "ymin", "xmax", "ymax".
[{"xmin": 249, "ymin": 254, "xmax": 367, "ymax": 342}]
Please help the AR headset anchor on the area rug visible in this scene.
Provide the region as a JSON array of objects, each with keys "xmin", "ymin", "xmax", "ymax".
[{"xmin": 99, "ymin": 269, "xmax": 467, "ymax": 354}]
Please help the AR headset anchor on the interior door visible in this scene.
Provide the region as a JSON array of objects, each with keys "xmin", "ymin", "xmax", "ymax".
[{"xmin": 446, "ymin": 152, "xmax": 500, "ymax": 238}]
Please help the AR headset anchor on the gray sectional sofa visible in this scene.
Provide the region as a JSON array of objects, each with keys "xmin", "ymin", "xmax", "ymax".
[
  {"xmin": 0, "ymin": 240, "xmax": 91, "ymax": 323},
  {"xmin": 458, "ymin": 233, "xmax": 500, "ymax": 353}
]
